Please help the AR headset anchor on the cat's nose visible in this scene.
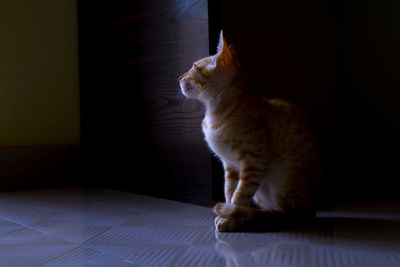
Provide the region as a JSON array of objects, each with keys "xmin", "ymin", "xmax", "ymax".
[{"xmin": 178, "ymin": 74, "xmax": 184, "ymax": 82}]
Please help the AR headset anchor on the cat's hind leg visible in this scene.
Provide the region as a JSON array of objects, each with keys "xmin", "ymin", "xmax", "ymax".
[{"xmin": 255, "ymin": 163, "xmax": 314, "ymax": 214}]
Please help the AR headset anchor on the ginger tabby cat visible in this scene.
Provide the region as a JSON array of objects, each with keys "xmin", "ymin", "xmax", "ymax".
[{"xmin": 179, "ymin": 31, "xmax": 322, "ymax": 232}]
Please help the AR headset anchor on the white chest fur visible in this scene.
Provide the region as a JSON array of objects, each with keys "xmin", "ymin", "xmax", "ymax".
[{"xmin": 202, "ymin": 116, "xmax": 238, "ymax": 165}]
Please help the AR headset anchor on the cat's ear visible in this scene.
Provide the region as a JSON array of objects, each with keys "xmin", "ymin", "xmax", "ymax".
[
  {"xmin": 229, "ymin": 44, "xmax": 238, "ymax": 63},
  {"xmin": 216, "ymin": 30, "xmax": 229, "ymax": 55},
  {"xmin": 215, "ymin": 30, "xmax": 233, "ymax": 67}
]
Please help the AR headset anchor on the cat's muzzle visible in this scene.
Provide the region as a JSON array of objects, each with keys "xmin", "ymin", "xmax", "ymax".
[{"xmin": 179, "ymin": 79, "xmax": 194, "ymax": 98}]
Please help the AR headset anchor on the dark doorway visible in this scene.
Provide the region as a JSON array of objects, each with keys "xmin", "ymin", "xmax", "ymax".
[{"xmin": 210, "ymin": 0, "xmax": 400, "ymax": 204}]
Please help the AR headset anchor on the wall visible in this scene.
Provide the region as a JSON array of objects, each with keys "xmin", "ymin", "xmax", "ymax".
[
  {"xmin": 0, "ymin": 0, "xmax": 81, "ymax": 189},
  {"xmin": 0, "ymin": 0, "xmax": 80, "ymax": 145}
]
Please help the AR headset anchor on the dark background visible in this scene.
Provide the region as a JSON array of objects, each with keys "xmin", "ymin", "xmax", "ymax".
[
  {"xmin": 77, "ymin": 0, "xmax": 400, "ymax": 206},
  {"xmin": 212, "ymin": 0, "xmax": 400, "ymax": 204}
]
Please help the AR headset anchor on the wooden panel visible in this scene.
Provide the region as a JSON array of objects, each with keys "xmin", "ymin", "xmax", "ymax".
[{"xmin": 78, "ymin": 0, "xmax": 212, "ymax": 205}]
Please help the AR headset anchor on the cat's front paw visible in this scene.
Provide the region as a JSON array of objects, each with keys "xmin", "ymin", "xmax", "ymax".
[
  {"xmin": 214, "ymin": 202, "xmax": 237, "ymax": 217},
  {"xmin": 214, "ymin": 202, "xmax": 255, "ymax": 220},
  {"xmin": 214, "ymin": 216, "xmax": 240, "ymax": 232}
]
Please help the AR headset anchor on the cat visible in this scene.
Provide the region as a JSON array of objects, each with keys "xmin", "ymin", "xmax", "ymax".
[{"xmin": 179, "ymin": 31, "xmax": 322, "ymax": 232}]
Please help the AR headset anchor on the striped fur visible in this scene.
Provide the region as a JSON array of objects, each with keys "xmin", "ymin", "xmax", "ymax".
[{"xmin": 179, "ymin": 31, "xmax": 322, "ymax": 232}]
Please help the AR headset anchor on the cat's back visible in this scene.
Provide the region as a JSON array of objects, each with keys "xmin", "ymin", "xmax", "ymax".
[
  {"xmin": 262, "ymin": 97, "xmax": 317, "ymax": 155},
  {"xmin": 262, "ymin": 98, "xmax": 309, "ymax": 130},
  {"xmin": 264, "ymin": 98, "xmax": 304, "ymax": 118}
]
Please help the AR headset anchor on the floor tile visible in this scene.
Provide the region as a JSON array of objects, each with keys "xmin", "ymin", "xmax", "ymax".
[
  {"xmin": 0, "ymin": 188, "xmax": 398, "ymax": 267},
  {"xmin": 0, "ymin": 245, "xmax": 75, "ymax": 266},
  {"xmin": 43, "ymin": 246, "xmax": 136, "ymax": 267}
]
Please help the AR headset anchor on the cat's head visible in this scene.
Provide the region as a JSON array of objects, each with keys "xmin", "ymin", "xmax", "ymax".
[{"xmin": 179, "ymin": 31, "xmax": 238, "ymax": 101}]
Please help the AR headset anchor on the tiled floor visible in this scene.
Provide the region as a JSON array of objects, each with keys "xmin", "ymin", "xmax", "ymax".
[{"xmin": 0, "ymin": 188, "xmax": 399, "ymax": 266}]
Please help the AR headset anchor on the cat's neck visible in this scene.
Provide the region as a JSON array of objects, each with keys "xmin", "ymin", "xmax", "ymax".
[{"xmin": 204, "ymin": 75, "xmax": 256, "ymax": 120}]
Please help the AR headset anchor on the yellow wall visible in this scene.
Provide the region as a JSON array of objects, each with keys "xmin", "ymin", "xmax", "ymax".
[{"xmin": 0, "ymin": 0, "xmax": 80, "ymax": 145}]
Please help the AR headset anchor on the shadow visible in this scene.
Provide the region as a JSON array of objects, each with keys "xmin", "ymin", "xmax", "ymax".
[
  {"xmin": 214, "ymin": 210, "xmax": 400, "ymax": 267},
  {"xmin": 238, "ymin": 213, "xmax": 332, "ymax": 233}
]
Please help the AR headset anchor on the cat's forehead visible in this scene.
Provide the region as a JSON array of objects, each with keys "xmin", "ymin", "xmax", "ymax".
[{"xmin": 194, "ymin": 56, "xmax": 214, "ymax": 67}]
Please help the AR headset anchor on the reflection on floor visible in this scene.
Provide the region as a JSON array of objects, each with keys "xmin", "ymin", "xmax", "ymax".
[{"xmin": 0, "ymin": 188, "xmax": 399, "ymax": 266}]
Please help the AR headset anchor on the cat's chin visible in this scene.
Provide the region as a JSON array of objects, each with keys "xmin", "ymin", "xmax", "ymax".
[
  {"xmin": 180, "ymin": 84, "xmax": 198, "ymax": 99},
  {"xmin": 179, "ymin": 82, "xmax": 192, "ymax": 98},
  {"xmin": 180, "ymin": 89, "xmax": 193, "ymax": 99}
]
